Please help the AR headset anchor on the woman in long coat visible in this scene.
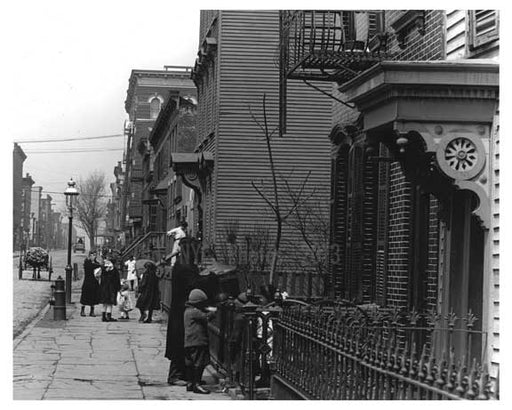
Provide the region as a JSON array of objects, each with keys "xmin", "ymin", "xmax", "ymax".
[
  {"xmin": 135, "ymin": 261, "xmax": 161, "ymax": 323},
  {"xmin": 80, "ymin": 251, "xmax": 101, "ymax": 316},
  {"xmin": 165, "ymin": 261, "xmax": 199, "ymax": 385},
  {"xmin": 99, "ymin": 259, "xmax": 121, "ymax": 322}
]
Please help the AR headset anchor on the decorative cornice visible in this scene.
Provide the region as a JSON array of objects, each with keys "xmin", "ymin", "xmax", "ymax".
[
  {"xmin": 339, "ymin": 60, "xmax": 499, "ymax": 111},
  {"xmin": 125, "ymin": 67, "xmax": 193, "ymax": 113}
]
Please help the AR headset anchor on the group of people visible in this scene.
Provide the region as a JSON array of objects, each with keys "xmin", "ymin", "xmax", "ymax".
[
  {"xmin": 78, "ymin": 221, "xmax": 228, "ymax": 395},
  {"xmin": 79, "ymin": 251, "xmax": 161, "ymax": 323}
]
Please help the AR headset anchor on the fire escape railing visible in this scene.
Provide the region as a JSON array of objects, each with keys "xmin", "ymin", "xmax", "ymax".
[{"xmin": 280, "ymin": 10, "xmax": 389, "ymax": 84}]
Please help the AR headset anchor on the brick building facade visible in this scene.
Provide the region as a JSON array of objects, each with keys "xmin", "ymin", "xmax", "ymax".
[
  {"xmin": 280, "ymin": 9, "xmax": 499, "ymax": 377},
  {"xmin": 122, "ymin": 67, "xmax": 196, "ymax": 244}
]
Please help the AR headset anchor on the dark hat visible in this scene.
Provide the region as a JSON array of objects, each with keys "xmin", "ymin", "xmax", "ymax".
[{"xmin": 188, "ymin": 288, "xmax": 208, "ymax": 304}]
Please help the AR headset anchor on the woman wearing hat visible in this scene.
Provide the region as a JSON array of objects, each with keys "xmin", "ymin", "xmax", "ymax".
[
  {"xmin": 79, "ymin": 250, "xmax": 101, "ymax": 317},
  {"xmin": 98, "ymin": 258, "xmax": 121, "ymax": 322}
]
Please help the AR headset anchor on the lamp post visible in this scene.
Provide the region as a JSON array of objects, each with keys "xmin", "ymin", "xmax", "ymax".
[{"xmin": 64, "ymin": 178, "xmax": 79, "ymax": 304}]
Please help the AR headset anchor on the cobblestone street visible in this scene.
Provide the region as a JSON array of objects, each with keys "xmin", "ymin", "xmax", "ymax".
[{"xmin": 12, "ymin": 249, "xmax": 80, "ymax": 339}]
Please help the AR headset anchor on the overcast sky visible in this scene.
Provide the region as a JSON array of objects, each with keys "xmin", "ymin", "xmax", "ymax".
[{"xmin": 4, "ymin": 0, "xmax": 203, "ymax": 212}]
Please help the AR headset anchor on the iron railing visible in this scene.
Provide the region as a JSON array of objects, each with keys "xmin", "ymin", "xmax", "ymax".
[
  {"xmin": 121, "ymin": 231, "xmax": 166, "ymax": 261},
  {"xmin": 272, "ymin": 302, "xmax": 498, "ymax": 400},
  {"xmin": 208, "ymin": 299, "xmax": 281, "ymax": 398},
  {"xmin": 280, "ymin": 10, "xmax": 389, "ymax": 83}
]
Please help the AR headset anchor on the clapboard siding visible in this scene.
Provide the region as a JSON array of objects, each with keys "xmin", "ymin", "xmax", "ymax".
[
  {"xmin": 195, "ymin": 10, "xmax": 332, "ymax": 291},
  {"xmin": 446, "ymin": 10, "xmax": 467, "ymax": 60},
  {"xmin": 489, "ymin": 107, "xmax": 499, "ymax": 379}
]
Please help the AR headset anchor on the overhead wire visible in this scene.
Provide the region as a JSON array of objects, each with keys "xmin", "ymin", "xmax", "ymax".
[
  {"xmin": 14, "ymin": 133, "xmax": 125, "ymax": 144},
  {"xmin": 25, "ymin": 148, "xmax": 124, "ymax": 154}
]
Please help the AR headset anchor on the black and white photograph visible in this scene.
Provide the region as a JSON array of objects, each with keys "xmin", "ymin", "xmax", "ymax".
[{"xmin": 6, "ymin": 1, "xmax": 505, "ymax": 403}]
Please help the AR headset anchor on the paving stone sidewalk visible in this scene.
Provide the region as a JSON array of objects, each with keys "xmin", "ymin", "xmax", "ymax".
[{"xmin": 13, "ymin": 291, "xmax": 231, "ymax": 400}]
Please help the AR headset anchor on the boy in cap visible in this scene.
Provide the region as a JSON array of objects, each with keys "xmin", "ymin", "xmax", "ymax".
[{"xmin": 183, "ymin": 288, "xmax": 216, "ymax": 394}]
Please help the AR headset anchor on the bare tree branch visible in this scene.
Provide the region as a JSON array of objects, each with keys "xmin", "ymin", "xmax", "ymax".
[{"xmin": 251, "ymin": 180, "xmax": 277, "ymax": 214}]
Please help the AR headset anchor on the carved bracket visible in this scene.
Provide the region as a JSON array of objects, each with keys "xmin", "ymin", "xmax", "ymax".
[{"xmin": 392, "ymin": 121, "xmax": 492, "ymax": 229}]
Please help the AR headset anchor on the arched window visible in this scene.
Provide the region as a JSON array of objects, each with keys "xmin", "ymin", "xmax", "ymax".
[{"xmin": 150, "ymin": 97, "xmax": 161, "ymax": 119}]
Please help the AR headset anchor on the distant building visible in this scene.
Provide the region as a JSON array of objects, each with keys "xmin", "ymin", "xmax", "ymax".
[
  {"xmin": 138, "ymin": 92, "xmax": 198, "ymax": 260},
  {"xmin": 13, "ymin": 143, "xmax": 27, "ymax": 250},
  {"xmin": 39, "ymin": 194, "xmax": 53, "ymax": 249},
  {"xmin": 52, "ymin": 212, "xmax": 63, "ymax": 249},
  {"xmin": 20, "ymin": 173, "xmax": 34, "ymax": 250},
  {"xmin": 122, "ymin": 66, "xmax": 196, "ymax": 245},
  {"xmin": 30, "ymin": 186, "xmax": 42, "ymax": 247}
]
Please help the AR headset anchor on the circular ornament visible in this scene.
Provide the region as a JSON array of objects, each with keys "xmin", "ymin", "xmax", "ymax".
[{"xmin": 436, "ymin": 134, "xmax": 486, "ymax": 180}]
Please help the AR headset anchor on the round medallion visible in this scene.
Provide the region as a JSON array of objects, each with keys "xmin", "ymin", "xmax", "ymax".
[{"xmin": 436, "ymin": 134, "xmax": 486, "ymax": 181}]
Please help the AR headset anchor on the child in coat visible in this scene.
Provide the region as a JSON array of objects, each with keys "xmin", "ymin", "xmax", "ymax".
[{"xmin": 183, "ymin": 288, "xmax": 216, "ymax": 394}]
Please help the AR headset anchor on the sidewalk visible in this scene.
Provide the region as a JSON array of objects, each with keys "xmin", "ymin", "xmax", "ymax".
[{"xmin": 13, "ymin": 289, "xmax": 231, "ymax": 400}]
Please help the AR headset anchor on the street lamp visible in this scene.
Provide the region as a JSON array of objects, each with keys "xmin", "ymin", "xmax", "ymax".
[{"xmin": 64, "ymin": 178, "xmax": 79, "ymax": 304}]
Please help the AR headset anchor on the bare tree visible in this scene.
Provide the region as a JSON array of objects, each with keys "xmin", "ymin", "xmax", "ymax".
[
  {"xmin": 250, "ymin": 94, "xmax": 312, "ymax": 285},
  {"xmin": 282, "ymin": 194, "xmax": 330, "ymax": 297},
  {"xmin": 75, "ymin": 171, "xmax": 107, "ymax": 250}
]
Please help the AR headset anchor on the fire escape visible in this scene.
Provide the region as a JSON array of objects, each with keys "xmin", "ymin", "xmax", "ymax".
[{"xmin": 279, "ymin": 10, "xmax": 389, "ymax": 131}]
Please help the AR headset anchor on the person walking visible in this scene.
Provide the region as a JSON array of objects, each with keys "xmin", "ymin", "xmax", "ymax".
[
  {"xmin": 99, "ymin": 258, "xmax": 121, "ymax": 322},
  {"xmin": 79, "ymin": 251, "xmax": 101, "ymax": 317},
  {"xmin": 124, "ymin": 255, "xmax": 137, "ymax": 291},
  {"xmin": 135, "ymin": 261, "xmax": 161, "ymax": 323},
  {"xmin": 183, "ymin": 288, "xmax": 216, "ymax": 394}
]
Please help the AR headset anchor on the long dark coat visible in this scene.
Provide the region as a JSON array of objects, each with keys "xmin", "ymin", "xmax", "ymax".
[
  {"xmin": 80, "ymin": 258, "xmax": 101, "ymax": 306},
  {"xmin": 99, "ymin": 266, "xmax": 121, "ymax": 305},
  {"xmin": 165, "ymin": 263, "xmax": 200, "ymax": 363},
  {"xmin": 135, "ymin": 267, "xmax": 161, "ymax": 310}
]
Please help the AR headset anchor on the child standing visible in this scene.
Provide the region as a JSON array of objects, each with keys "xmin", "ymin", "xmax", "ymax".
[
  {"xmin": 118, "ymin": 281, "xmax": 134, "ymax": 320},
  {"xmin": 183, "ymin": 288, "xmax": 216, "ymax": 394}
]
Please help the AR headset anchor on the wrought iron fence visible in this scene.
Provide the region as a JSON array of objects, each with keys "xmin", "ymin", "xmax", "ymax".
[
  {"xmin": 207, "ymin": 299, "xmax": 280, "ymax": 398},
  {"xmin": 272, "ymin": 302, "xmax": 498, "ymax": 400}
]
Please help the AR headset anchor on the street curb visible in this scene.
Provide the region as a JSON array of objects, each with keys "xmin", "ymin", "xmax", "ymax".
[{"xmin": 13, "ymin": 302, "xmax": 51, "ymax": 350}]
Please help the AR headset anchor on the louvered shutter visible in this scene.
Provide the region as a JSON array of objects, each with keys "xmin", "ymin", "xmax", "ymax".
[{"xmin": 469, "ymin": 10, "xmax": 499, "ymax": 49}]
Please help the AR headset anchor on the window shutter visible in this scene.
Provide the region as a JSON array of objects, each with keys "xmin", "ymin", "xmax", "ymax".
[{"xmin": 469, "ymin": 10, "xmax": 499, "ymax": 49}]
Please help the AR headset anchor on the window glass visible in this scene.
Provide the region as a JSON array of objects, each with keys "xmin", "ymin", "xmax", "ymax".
[{"xmin": 150, "ymin": 97, "xmax": 161, "ymax": 119}]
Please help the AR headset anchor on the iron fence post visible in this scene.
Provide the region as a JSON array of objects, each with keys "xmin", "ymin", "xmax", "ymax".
[{"xmin": 242, "ymin": 301, "xmax": 259, "ymax": 400}]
